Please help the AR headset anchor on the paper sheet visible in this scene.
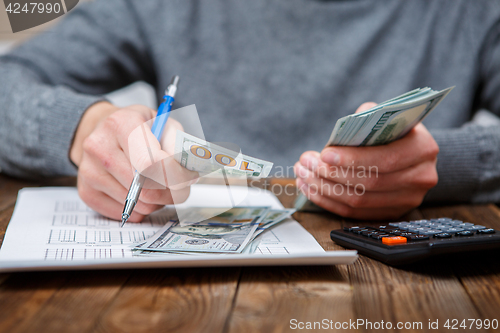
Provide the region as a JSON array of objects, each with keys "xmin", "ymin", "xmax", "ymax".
[{"xmin": 0, "ymin": 185, "xmax": 357, "ymax": 271}]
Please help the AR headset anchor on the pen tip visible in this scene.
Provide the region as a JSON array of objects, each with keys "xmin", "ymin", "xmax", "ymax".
[
  {"xmin": 120, "ymin": 216, "xmax": 128, "ymax": 228},
  {"xmin": 171, "ymin": 75, "xmax": 180, "ymax": 87}
]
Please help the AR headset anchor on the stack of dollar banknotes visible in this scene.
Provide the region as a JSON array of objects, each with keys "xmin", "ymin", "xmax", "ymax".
[
  {"xmin": 295, "ymin": 86, "xmax": 454, "ymax": 210},
  {"xmin": 132, "ymin": 207, "xmax": 295, "ymax": 256}
]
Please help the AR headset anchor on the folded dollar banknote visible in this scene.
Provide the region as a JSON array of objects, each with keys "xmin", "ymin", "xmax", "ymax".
[
  {"xmin": 296, "ymin": 86, "xmax": 454, "ymax": 211},
  {"xmin": 174, "ymin": 131, "xmax": 273, "ymax": 178}
]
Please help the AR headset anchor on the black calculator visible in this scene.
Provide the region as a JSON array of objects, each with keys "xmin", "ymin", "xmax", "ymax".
[{"xmin": 330, "ymin": 218, "xmax": 500, "ymax": 265}]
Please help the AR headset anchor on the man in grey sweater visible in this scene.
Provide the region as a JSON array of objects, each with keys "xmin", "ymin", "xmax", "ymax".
[{"xmin": 0, "ymin": 0, "xmax": 499, "ymax": 220}]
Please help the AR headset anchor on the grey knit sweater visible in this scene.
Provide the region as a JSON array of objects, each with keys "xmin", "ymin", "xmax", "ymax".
[{"xmin": 1, "ymin": 0, "xmax": 500, "ymax": 203}]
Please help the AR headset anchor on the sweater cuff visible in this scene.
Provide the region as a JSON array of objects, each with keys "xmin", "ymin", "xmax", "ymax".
[
  {"xmin": 39, "ymin": 88, "xmax": 104, "ymax": 176},
  {"xmin": 425, "ymin": 125, "xmax": 500, "ymax": 203}
]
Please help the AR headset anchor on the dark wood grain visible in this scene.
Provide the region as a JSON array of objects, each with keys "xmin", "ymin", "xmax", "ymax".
[
  {"xmin": 0, "ymin": 176, "xmax": 498, "ymax": 332},
  {"xmin": 92, "ymin": 268, "xmax": 240, "ymax": 333}
]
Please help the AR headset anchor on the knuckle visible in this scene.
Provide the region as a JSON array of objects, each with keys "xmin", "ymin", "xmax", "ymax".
[
  {"xmin": 382, "ymin": 152, "xmax": 398, "ymax": 171},
  {"xmin": 103, "ymin": 112, "xmax": 122, "ymax": 131},
  {"xmin": 82, "ymin": 135, "xmax": 100, "ymax": 155},
  {"xmin": 416, "ymin": 166, "xmax": 438, "ymax": 190},
  {"xmin": 424, "ymin": 139, "xmax": 440, "ymax": 159}
]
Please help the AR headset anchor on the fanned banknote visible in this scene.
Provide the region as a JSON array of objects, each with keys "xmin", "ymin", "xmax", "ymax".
[
  {"xmin": 174, "ymin": 131, "xmax": 273, "ymax": 178},
  {"xmin": 327, "ymin": 86, "xmax": 454, "ymax": 146},
  {"xmin": 177, "ymin": 206, "xmax": 270, "ymax": 226},
  {"xmin": 131, "ymin": 207, "xmax": 295, "ymax": 255},
  {"xmin": 251, "ymin": 208, "xmax": 296, "ymax": 239}
]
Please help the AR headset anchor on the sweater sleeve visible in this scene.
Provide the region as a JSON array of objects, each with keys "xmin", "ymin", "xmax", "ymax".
[
  {"xmin": 425, "ymin": 18, "xmax": 500, "ymax": 204},
  {"xmin": 0, "ymin": 0, "xmax": 155, "ymax": 178}
]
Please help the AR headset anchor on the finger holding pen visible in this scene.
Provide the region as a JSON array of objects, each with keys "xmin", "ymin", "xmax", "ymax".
[{"xmin": 70, "ymin": 76, "xmax": 197, "ymax": 224}]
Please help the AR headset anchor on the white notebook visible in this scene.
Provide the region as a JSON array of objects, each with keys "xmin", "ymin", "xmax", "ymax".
[{"xmin": 0, "ymin": 185, "xmax": 357, "ymax": 272}]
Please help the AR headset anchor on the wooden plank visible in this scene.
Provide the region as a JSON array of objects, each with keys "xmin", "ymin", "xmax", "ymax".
[
  {"xmin": 92, "ymin": 267, "xmax": 241, "ymax": 333},
  {"xmin": 10, "ymin": 270, "xmax": 130, "ymax": 333},
  {"xmin": 227, "ymin": 265, "xmax": 355, "ymax": 333},
  {"xmin": 347, "ymin": 256, "xmax": 481, "ymax": 332},
  {"xmin": 0, "ymin": 272, "xmax": 68, "ymax": 333}
]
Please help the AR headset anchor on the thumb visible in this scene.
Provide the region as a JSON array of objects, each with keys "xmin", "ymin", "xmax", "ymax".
[{"xmin": 355, "ymin": 102, "xmax": 378, "ymax": 114}]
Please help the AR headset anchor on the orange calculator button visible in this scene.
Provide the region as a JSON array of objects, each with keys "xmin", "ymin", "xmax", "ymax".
[{"xmin": 382, "ymin": 236, "xmax": 407, "ymax": 245}]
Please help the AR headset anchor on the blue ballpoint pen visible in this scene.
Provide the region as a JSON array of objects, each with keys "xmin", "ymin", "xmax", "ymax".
[{"xmin": 120, "ymin": 75, "xmax": 180, "ymax": 227}]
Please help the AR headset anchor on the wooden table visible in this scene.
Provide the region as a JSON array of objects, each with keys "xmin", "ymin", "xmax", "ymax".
[{"xmin": 0, "ymin": 174, "xmax": 499, "ymax": 333}]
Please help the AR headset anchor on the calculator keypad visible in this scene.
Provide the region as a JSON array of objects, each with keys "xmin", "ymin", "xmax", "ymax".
[{"xmin": 344, "ymin": 218, "xmax": 496, "ymax": 246}]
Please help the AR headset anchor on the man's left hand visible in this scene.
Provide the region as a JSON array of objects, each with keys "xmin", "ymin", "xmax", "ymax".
[{"xmin": 294, "ymin": 102, "xmax": 439, "ymax": 220}]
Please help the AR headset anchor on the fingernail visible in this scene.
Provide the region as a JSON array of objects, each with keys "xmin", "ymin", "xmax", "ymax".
[
  {"xmin": 295, "ymin": 164, "xmax": 311, "ymax": 179},
  {"xmin": 322, "ymin": 151, "xmax": 341, "ymax": 165}
]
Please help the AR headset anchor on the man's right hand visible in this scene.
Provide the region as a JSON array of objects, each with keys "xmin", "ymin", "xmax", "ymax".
[{"xmin": 70, "ymin": 102, "xmax": 198, "ymax": 222}]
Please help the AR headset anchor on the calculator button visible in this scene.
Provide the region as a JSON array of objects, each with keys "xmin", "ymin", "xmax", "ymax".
[
  {"xmin": 437, "ymin": 218, "xmax": 452, "ymax": 222},
  {"xmin": 408, "ymin": 235, "xmax": 430, "ymax": 241},
  {"xmin": 436, "ymin": 225, "xmax": 451, "ymax": 230},
  {"xmin": 382, "ymin": 236, "xmax": 407, "ymax": 245},
  {"xmin": 371, "ymin": 234, "xmax": 390, "ymax": 240},
  {"xmin": 352, "ymin": 229, "xmax": 369, "ymax": 234},
  {"xmin": 468, "ymin": 225, "xmax": 486, "ymax": 230},
  {"xmin": 361, "ymin": 230, "xmax": 376, "ymax": 236},
  {"xmin": 419, "ymin": 229, "xmax": 442, "ymax": 235},
  {"xmin": 377, "ymin": 225, "xmax": 397, "ymax": 230},
  {"xmin": 446, "ymin": 228, "xmax": 465, "ymax": 233},
  {"xmin": 456, "ymin": 230, "xmax": 474, "ymax": 236},
  {"xmin": 477, "ymin": 228, "xmax": 495, "ymax": 234},
  {"xmin": 389, "ymin": 222, "xmax": 409, "ymax": 227},
  {"xmin": 462, "ymin": 225, "xmax": 480, "ymax": 231},
  {"xmin": 446, "ymin": 220, "xmax": 461, "ymax": 225},
  {"xmin": 434, "ymin": 233, "xmax": 452, "ymax": 238}
]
